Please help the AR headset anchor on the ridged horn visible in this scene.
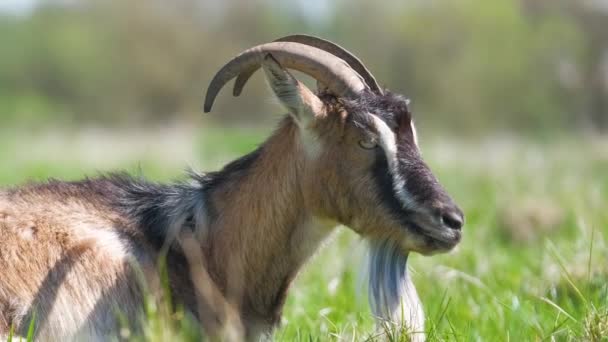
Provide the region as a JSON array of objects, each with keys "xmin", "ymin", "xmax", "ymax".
[
  {"xmin": 232, "ymin": 34, "xmax": 383, "ymax": 97},
  {"xmin": 204, "ymin": 42, "xmax": 367, "ymax": 113}
]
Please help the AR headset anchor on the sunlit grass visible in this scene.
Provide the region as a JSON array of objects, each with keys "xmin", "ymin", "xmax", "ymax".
[{"xmin": 1, "ymin": 127, "xmax": 606, "ymax": 341}]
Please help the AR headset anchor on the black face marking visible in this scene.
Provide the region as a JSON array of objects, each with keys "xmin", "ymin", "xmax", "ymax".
[
  {"xmin": 371, "ymin": 148, "xmax": 424, "ymax": 235},
  {"xmin": 398, "ymin": 156, "xmax": 451, "ymax": 207},
  {"xmin": 347, "ymin": 90, "xmax": 457, "ymax": 229},
  {"xmin": 345, "ymin": 90, "xmax": 413, "ymax": 137}
]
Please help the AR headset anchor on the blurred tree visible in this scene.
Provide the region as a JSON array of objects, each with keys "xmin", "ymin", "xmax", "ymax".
[
  {"xmin": 330, "ymin": 0, "xmax": 584, "ymax": 134},
  {"xmin": 0, "ymin": 0, "xmax": 603, "ymax": 135},
  {"xmin": 570, "ymin": 1, "xmax": 608, "ymax": 132},
  {"xmin": 521, "ymin": 0, "xmax": 608, "ymax": 132}
]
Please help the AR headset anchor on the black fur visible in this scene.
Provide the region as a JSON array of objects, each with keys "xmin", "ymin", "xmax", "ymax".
[
  {"xmin": 6, "ymin": 145, "xmax": 263, "ymax": 251},
  {"xmin": 106, "ymin": 145, "xmax": 261, "ymax": 244},
  {"xmin": 371, "ymin": 148, "xmax": 424, "ymax": 235},
  {"xmin": 104, "ymin": 174, "xmax": 203, "ymax": 249},
  {"xmin": 347, "ymin": 90, "xmax": 452, "ymax": 213},
  {"xmin": 345, "ymin": 90, "xmax": 412, "ymax": 135},
  {"xmin": 111, "ymin": 145, "xmax": 262, "ymax": 246},
  {"xmin": 3, "ymin": 148, "xmax": 264, "ymax": 322}
]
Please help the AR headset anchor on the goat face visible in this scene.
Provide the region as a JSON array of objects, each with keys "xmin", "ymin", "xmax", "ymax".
[
  {"xmin": 204, "ymin": 37, "xmax": 463, "ymax": 256},
  {"xmin": 303, "ymin": 91, "xmax": 463, "ymax": 255},
  {"xmin": 259, "ymin": 54, "xmax": 463, "ymax": 255}
]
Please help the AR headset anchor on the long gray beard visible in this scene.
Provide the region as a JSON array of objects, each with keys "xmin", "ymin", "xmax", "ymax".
[{"xmin": 368, "ymin": 240, "xmax": 425, "ymax": 341}]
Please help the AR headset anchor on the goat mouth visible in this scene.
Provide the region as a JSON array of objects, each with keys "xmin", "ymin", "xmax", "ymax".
[
  {"xmin": 386, "ymin": 206, "xmax": 462, "ymax": 252},
  {"xmin": 425, "ymin": 231, "xmax": 461, "ymax": 250},
  {"xmin": 407, "ymin": 221, "xmax": 461, "ymax": 251}
]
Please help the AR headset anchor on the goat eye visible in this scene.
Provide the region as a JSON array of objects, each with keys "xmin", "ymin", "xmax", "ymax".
[{"xmin": 358, "ymin": 139, "xmax": 377, "ymax": 150}]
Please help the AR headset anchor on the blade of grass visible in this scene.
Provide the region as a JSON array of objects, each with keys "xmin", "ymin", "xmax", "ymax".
[
  {"xmin": 7, "ymin": 324, "xmax": 14, "ymax": 342},
  {"xmin": 587, "ymin": 226, "xmax": 595, "ymax": 285},
  {"xmin": 546, "ymin": 240, "xmax": 587, "ymax": 305},
  {"xmin": 25, "ymin": 312, "xmax": 36, "ymax": 342},
  {"xmin": 540, "ymin": 297, "xmax": 578, "ymax": 323}
]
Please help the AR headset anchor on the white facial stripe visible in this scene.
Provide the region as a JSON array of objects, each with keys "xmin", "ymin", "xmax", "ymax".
[
  {"xmin": 370, "ymin": 114, "xmax": 417, "ymax": 210},
  {"xmin": 370, "ymin": 114, "xmax": 398, "ymax": 169},
  {"xmin": 411, "ymin": 120, "xmax": 419, "ymax": 148}
]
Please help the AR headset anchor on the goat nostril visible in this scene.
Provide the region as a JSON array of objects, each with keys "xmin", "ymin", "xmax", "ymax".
[{"xmin": 441, "ymin": 211, "xmax": 463, "ymax": 230}]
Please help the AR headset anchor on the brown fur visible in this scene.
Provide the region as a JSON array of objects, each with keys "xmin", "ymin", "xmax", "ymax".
[
  {"xmin": 0, "ymin": 117, "xmax": 347, "ymax": 339},
  {"xmin": 0, "ymin": 189, "xmax": 153, "ymax": 340},
  {"xmin": 0, "ymin": 112, "xmax": 401, "ymax": 339},
  {"xmin": 0, "ymin": 53, "xmax": 463, "ymax": 341}
]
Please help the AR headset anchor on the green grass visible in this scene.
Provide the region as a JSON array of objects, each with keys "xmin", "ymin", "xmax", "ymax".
[{"xmin": 1, "ymin": 128, "xmax": 607, "ymax": 341}]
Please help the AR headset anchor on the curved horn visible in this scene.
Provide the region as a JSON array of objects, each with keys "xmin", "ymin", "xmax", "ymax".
[
  {"xmin": 233, "ymin": 34, "xmax": 383, "ymax": 97},
  {"xmin": 276, "ymin": 35, "xmax": 383, "ymax": 94},
  {"xmin": 204, "ymin": 42, "xmax": 367, "ymax": 113}
]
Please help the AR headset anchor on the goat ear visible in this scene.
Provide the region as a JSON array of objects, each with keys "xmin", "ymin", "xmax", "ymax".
[{"xmin": 261, "ymin": 54, "xmax": 324, "ymax": 124}]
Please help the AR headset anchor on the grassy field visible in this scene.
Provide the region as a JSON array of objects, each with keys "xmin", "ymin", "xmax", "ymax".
[{"xmin": 1, "ymin": 126, "xmax": 607, "ymax": 341}]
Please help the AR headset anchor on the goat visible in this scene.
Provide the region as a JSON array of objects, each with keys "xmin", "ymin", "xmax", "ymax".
[{"xmin": 0, "ymin": 35, "xmax": 464, "ymax": 341}]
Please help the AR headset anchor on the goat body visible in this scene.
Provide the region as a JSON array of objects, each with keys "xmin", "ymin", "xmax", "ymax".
[
  {"xmin": 0, "ymin": 120, "xmax": 335, "ymax": 340},
  {"xmin": 1, "ymin": 35, "xmax": 464, "ymax": 341}
]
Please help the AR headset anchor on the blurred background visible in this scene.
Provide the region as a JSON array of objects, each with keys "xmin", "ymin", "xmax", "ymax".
[
  {"xmin": 1, "ymin": 0, "xmax": 607, "ymax": 134},
  {"xmin": 0, "ymin": 0, "xmax": 607, "ymax": 340}
]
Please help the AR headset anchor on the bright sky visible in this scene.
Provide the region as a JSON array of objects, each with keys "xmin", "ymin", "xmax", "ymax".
[
  {"xmin": 0, "ymin": 0, "xmax": 333, "ymax": 18},
  {"xmin": 0, "ymin": 0, "xmax": 38, "ymax": 14}
]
